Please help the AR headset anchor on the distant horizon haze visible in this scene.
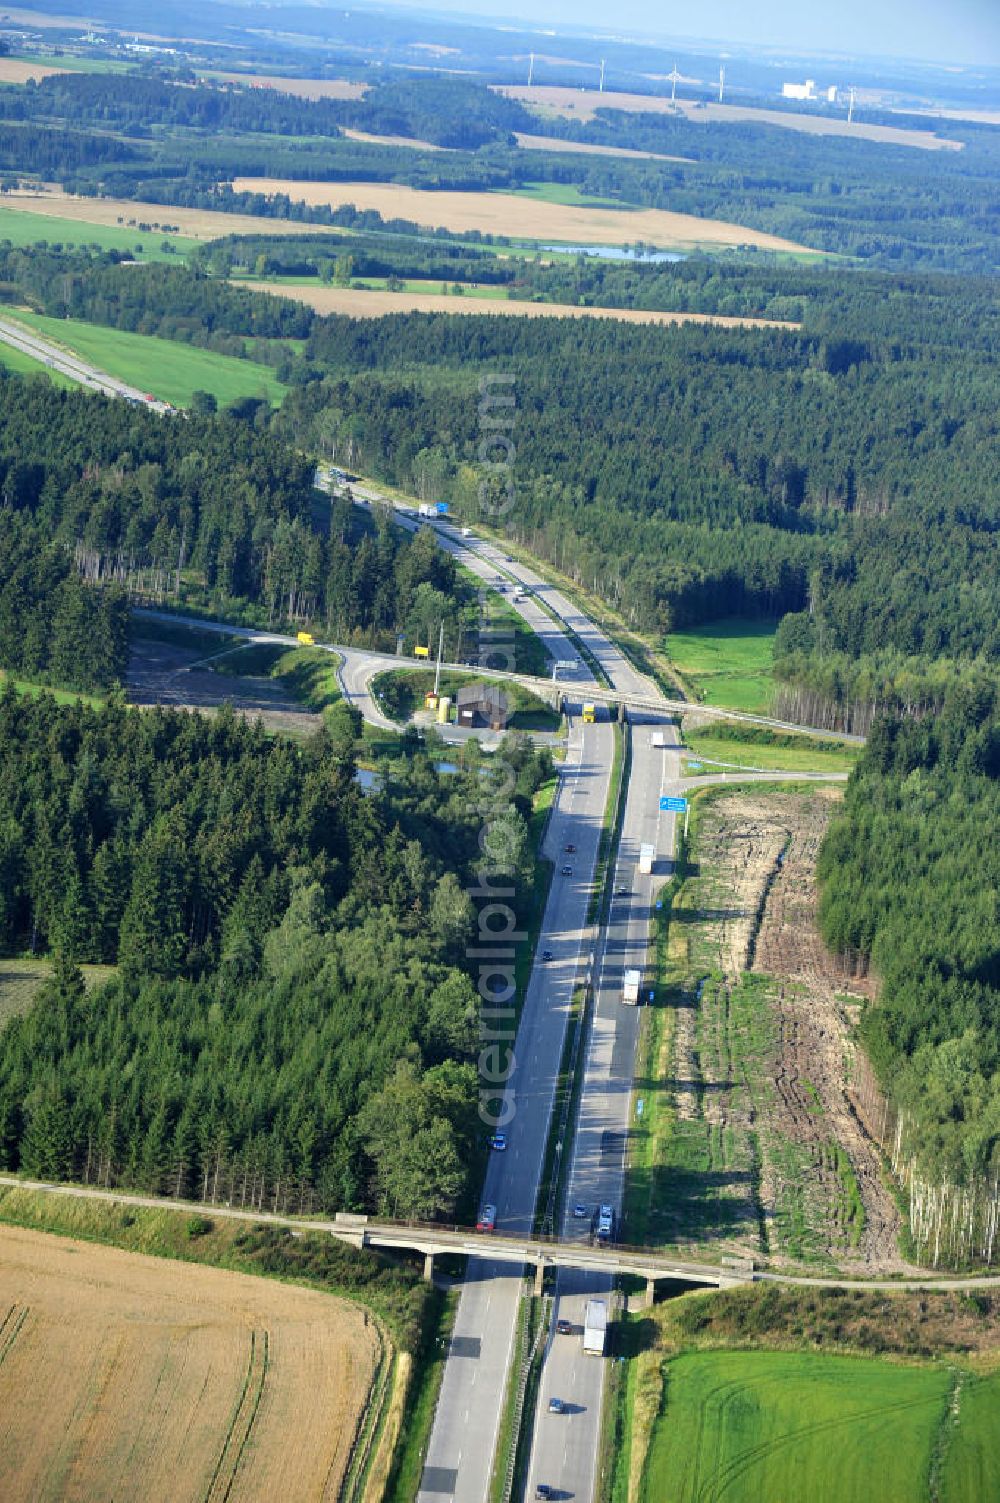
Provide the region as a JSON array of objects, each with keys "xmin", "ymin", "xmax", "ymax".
[{"xmin": 378, "ymin": 0, "xmax": 1000, "ymax": 69}]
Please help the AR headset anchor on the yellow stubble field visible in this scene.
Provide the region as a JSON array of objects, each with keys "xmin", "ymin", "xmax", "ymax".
[
  {"xmin": 230, "ymin": 177, "xmax": 814, "ymax": 253},
  {"xmin": 0, "ymin": 1224, "xmax": 381, "ymax": 1503},
  {"xmin": 246, "ymin": 279, "xmax": 800, "ymax": 329}
]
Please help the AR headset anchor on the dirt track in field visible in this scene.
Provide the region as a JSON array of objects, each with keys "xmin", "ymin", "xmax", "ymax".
[
  {"xmin": 230, "ymin": 176, "xmax": 817, "ymax": 253},
  {"xmin": 498, "ymin": 85, "xmax": 964, "ymax": 151},
  {"xmin": 0, "ymin": 1224, "xmax": 379, "ymax": 1503},
  {"xmin": 241, "ymin": 279, "xmax": 800, "ymax": 329}
]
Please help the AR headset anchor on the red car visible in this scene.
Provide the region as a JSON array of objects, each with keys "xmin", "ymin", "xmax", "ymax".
[{"xmin": 477, "ymin": 1204, "xmax": 497, "ymax": 1232}]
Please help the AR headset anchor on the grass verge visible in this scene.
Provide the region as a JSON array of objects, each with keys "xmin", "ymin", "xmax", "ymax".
[
  {"xmin": 682, "ymin": 720, "xmax": 859, "ymax": 774},
  {"xmin": 207, "ymin": 642, "xmax": 343, "ymax": 713},
  {"xmin": 383, "ymin": 1287, "xmax": 460, "ymax": 1503}
]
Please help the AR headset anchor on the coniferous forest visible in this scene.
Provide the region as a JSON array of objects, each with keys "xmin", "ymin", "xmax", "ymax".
[{"xmin": 0, "ymin": 687, "xmax": 552, "ymax": 1219}]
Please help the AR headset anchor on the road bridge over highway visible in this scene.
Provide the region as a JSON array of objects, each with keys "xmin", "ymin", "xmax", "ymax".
[{"xmin": 330, "ymin": 1213, "xmax": 752, "ymax": 1299}]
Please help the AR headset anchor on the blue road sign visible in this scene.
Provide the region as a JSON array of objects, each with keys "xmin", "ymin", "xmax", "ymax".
[
  {"xmin": 688, "ymin": 760, "xmax": 702, "ymax": 770},
  {"xmin": 660, "ymin": 796, "xmax": 688, "ymax": 812}
]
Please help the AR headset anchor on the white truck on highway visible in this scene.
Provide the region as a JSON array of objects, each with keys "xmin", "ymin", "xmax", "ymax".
[
  {"xmin": 622, "ymin": 968, "xmax": 641, "ymax": 1006},
  {"xmin": 651, "ymin": 731, "xmax": 668, "ymax": 748},
  {"xmin": 639, "ymin": 843, "xmax": 655, "ymax": 875},
  {"xmin": 583, "ymin": 1299, "xmax": 608, "ymax": 1356},
  {"xmin": 418, "ymin": 503, "xmax": 436, "ymax": 518}
]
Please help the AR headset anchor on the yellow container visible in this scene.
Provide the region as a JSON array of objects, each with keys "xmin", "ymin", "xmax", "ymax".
[{"xmin": 437, "ymin": 696, "xmax": 451, "ymax": 724}]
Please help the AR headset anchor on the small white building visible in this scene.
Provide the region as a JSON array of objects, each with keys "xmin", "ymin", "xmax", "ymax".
[{"xmin": 782, "ymin": 79, "xmax": 816, "ymax": 101}]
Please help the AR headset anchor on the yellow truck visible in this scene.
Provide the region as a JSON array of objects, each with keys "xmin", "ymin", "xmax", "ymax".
[
  {"xmin": 414, "ymin": 645, "xmax": 430, "ymax": 659},
  {"xmin": 582, "ymin": 703, "xmax": 597, "ymax": 723},
  {"xmin": 296, "ymin": 631, "xmax": 315, "ymax": 647}
]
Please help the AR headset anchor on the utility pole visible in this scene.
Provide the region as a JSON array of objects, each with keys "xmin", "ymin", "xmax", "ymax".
[{"xmin": 433, "ymin": 620, "xmax": 445, "ymax": 696}]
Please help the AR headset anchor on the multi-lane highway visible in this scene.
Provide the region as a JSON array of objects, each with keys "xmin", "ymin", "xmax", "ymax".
[
  {"xmin": 139, "ymin": 492, "xmax": 844, "ymax": 1503},
  {"xmin": 0, "ymin": 315, "xmax": 174, "ymax": 411},
  {"xmin": 369, "ymin": 502, "xmax": 673, "ymax": 1503},
  {"xmin": 410, "ymin": 519, "xmax": 619, "ymax": 1503}
]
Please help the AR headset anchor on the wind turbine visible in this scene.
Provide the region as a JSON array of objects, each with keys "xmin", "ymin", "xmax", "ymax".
[
  {"xmin": 848, "ymin": 85, "xmax": 856, "ymax": 124},
  {"xmin": 668, "ymin": 64, "xmax": 682, "ymax": 105},
  {"xmin": 599, "ymin": 58, "xmax": 606, "ymax": 93},
  {"xmin": 718, "ymin": 65, "xmax": 725, "ymax": 103},
  {"xmin": 528, "ymin": 51, "xmax": 535, "ymax": 87}
]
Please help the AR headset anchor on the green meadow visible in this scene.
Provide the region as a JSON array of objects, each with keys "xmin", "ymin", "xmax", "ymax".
[
  {"xmin": 642, "ymin": 1350, "xmax": 952, "ymax": 1503},
  {"xmin": 665, "ymin": 616, "xmax": 777, "ymax": 713},
  {"xmin": 7, "ymin": 312, "xmax": 287, "ymax": 409}
]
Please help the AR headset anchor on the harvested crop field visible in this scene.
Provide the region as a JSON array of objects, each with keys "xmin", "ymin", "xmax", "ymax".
[
  {"xmin": 343, "ymin": 126, "xmax": 443, "ymax": 150},
  {"xmin": 514, "ymin": 131, "xmax": 691, "ymax": 162},
  {"xmin": 230, "ymin": 178, "xmax": 815, "ymax": 253},
  {"xmin": 0, "ymin": 58, "xmax": 69, "ymax": 84},
  {"xmin": 499, "ymin": 85, "xmax": 964, "ymax": 150},
  {"xmin": 201, "ymin": 71, "xmax": 366, "ymax": 100},
  {"xmin": 0, "ymin": 1223, "xmax": 380, "ymax": 1503},
  {"xmin": 241, "ymin": 280, "xmax": 799, "ymax": 329}
]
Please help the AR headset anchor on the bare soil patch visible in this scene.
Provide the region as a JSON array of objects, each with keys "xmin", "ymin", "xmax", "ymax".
[
  {"xmin": 0, "ymin": 1222, "xmax": 379, "ymax": 1503},
  {"xmin": 498, "ymin": 86, "xmax": 964, "ymax": 151},
  {"xmin": 230, "ymin": 177, "xmax": 816, "ymax": 253},
  {"xmin": 244, "ymin": 279, "xmax": 799, "ymax": 329},
  {"xmin": 672, "ymin": 788, "xmax": 905, "ymax": 1271},
  {"xmin": 751, "ymin": 793, "xmax": 901, "ymax": 1270},
  {"xmin": 128, "ymin": 636, "xmax": 319, "ymax": 735}
]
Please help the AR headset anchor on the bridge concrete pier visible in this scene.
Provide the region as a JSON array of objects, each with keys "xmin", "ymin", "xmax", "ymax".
[{"xmin": 423, "ymin": 1251, "xmax": 435, "ymax": 1283}]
